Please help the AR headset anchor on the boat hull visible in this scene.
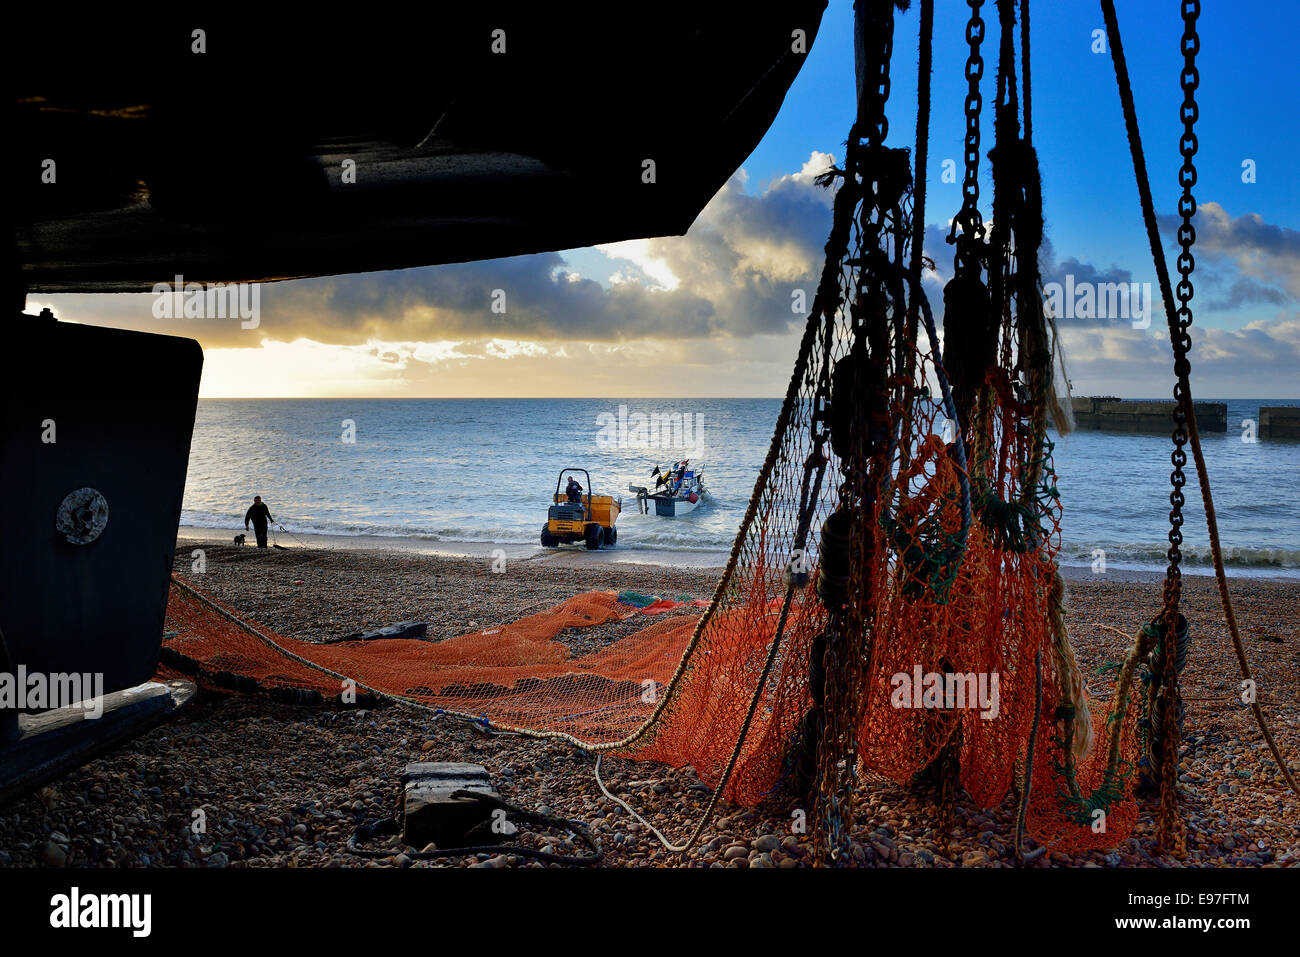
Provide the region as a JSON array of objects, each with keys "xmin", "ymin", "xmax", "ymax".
[{"xmin": 648, "ymin": 495, "xmax": 699, "ymax": 517}]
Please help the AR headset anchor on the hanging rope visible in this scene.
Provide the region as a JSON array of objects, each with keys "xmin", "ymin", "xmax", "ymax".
[
  {"xmin": 911, "ymin": 0, "xmax": 973, "ymax": 556},
  {"xmin": 813, "ymin": 0, "xmax": 904, "ymax": 864},
  {"xmin": 1099, "ymin": 0, "xmax": 1300, "ymax": 825}
]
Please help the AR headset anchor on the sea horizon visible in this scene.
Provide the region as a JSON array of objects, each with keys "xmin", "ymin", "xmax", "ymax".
[{"xmin": 181, "ymin": 396, "xmax": 1300, "ymax": 578}]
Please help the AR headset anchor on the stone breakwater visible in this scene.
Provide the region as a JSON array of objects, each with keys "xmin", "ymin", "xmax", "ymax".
[{"xmin": 1071, "ymin": 397, "xmax": 1228, "ymax": 434}]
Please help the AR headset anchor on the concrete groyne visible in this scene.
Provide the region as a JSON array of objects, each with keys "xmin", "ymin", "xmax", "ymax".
[
  {"xmin": 1070, "ymin": 397, "xmax": 1228, "ymax": 433},
  {"xmin": 1259, "ymin": 407, "xmax": 1300, "ymax": 439}
]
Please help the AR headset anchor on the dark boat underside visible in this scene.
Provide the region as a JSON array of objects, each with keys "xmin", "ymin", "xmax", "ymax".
[{"xmin": 14, "ymin": 7, "xmax": 826, "ymax": 296}]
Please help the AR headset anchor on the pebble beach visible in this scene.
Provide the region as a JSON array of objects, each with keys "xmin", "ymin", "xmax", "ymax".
[{"xmin": 1, "ymin": 539, "xmax": 1296, "ymax": 869}]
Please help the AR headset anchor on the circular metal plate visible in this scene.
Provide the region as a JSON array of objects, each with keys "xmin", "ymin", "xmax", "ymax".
[{"xmin": 55, "ymin": 487, "xmax": 110, "ymax": 544}]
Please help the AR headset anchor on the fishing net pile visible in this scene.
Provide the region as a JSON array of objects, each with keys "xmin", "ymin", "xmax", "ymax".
[
  {"xmin": 162, "ymin": 586, "xmax": 704, "ymax": 738},
  {"xmin": 160, "ymin": 0, "xmax": 1212, "ymax": 861}
]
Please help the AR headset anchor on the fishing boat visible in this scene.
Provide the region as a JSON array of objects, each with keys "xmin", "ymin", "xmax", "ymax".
[{"xmin": 628, "ymin": 461, "xmax": 706, "ymax": 517}]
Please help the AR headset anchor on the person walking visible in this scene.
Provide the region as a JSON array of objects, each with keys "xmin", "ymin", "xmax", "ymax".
[{"xmin": 244, "ymin": 495, "xmax": 274, "ymax": 548}]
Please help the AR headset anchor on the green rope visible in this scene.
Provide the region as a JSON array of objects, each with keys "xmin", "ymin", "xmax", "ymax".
[{"xmin": 1049, "ymin": 719, "xmax": 1136, "ymax": 826}]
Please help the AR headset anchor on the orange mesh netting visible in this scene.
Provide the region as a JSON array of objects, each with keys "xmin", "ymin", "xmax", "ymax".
[
  {"xmin": 161, "ymin": 321, "xmax": 1138, "ymax": 856},
  {"xmin": 163, "ymin": 586, "xmax": 701, "ymax": 741},
  {"xmin": 163, "ymin": 571, "xmax": 825, "ymax": 804}
]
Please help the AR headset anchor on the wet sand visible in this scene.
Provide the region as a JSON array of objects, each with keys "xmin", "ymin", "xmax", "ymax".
[{"xmin": 178, "ymin": 525, "xmax": 732, "ymax": 570}]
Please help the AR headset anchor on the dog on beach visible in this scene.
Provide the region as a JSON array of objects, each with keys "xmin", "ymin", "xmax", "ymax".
[{"xmin": 233, "ymin": 533, "xmax": 246, "ymax": 546}]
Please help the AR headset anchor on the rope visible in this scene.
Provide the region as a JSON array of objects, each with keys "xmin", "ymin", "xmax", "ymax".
[
  {"xmin": 1020, "ymin": 0, "xmax": 1032, "ymax": 144},
  {"xmin": 1015, "ymin": 647, "xmax": 1043, "ymax": 862},
  {"xmin": 811, "ymin": 0, "xmax": 906, "ymax": 864},
  {"xmin": 1099, "ymin": 0, "xmax": 1299, "ymax": 801},
  {"xmin": 1052, "ymin": 621, "xmax": 1155, "ymax": 817},
  {"xmin": 275, "ymin": 522, "xmax": 310, "ymax": 548},
  {"xmin": 1050, "ymin": 572, "xmax": 1094, "ymax": 760},
  {"xmin": 594, "ymin": 755, "xmax": 688, "ymax": 852},
  {"xmin": 910, "ymin": 0, "xmax": 934, "ymax": 287},
  {"xmin": 918, "ymin": 294, "xmax": 973, "ymax": 543},
  {"xmin": 584, "ymin": 601, "xmax": 797, "ymax": 858},
  {"xmin": 909, "ymin": 0, "xmax": 973, "ymax": 548},
  {"xmin": 675, "ymin": 592, "xmax": 798, "ymax": 858},
  {"xmin": 895, "ymin": 0, "xmax": 935, "ymax": 462}
]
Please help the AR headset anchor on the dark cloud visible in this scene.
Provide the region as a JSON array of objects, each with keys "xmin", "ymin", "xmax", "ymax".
[
  {"xmin": 1158, "ymin": 201, "xmax": 1298, "ymax": 303},
  {"xmin": 1203, "ymin": 276, "xmax": 1289, "ymax": 312},
  {"xmin": 36, "ymin": 176, "xmax": 1295, "ymax": 399},
  {"xmin": 40, "ymin": 158, "xmax": 839, "ymax": 349}
]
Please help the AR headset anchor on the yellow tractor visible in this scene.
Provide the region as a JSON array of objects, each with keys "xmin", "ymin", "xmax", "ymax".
[{"xmin": 541, "ymin": 468, "xmax": 620, "ymax": 549}]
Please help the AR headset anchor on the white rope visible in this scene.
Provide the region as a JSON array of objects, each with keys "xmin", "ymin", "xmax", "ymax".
[{"xmin": 594, "ymin": 755, "xmax": 690, "ymax": 853}]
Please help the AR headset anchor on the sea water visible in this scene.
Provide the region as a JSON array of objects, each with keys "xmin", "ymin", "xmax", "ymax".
[{"xmin": 181, "ymin": 398, "xmax": 1300, "ymax": 577}]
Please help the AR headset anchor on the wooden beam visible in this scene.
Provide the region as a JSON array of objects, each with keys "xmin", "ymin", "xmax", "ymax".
[{"xmin": 0, "ymin": 680, "xmax": 196, "ymax": 806}]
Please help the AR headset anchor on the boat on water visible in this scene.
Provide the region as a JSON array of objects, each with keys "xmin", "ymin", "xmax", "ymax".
[{"xmin": 628, "ymin": 461, "xmax": 706, "ymax": 517}]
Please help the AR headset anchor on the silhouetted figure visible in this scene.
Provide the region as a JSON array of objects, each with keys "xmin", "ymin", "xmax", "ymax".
[
  {"xmin": 565, "ymin": 477, "xmax": 584, "ymax": 504},
  {"xmin": 244, "ymin": 495, "xmax": 273, "ymax": 548}
]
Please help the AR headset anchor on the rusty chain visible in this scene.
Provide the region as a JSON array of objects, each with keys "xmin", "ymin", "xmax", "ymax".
[
  {"xmin": 950, "ymin": 0, "xmax": 987, "ymax": 274},
  {"xmin": 1154, "ymin": 0, "xmax": 1200, "ymax": 857}
]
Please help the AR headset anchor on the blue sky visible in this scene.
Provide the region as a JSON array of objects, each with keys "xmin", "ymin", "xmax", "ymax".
[
  {"xmin": 40, "ymin": 0, "xmax": 1300, "ymax": 397},
  {"xmin": 749, "ymin": 0, "xmax": 1298, "ymax": 329}
]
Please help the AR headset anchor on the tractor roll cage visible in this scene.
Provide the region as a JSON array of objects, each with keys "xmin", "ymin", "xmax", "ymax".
[{"xmin": 555, "ymin": 468, "xmax": 593, "ymax": 522}]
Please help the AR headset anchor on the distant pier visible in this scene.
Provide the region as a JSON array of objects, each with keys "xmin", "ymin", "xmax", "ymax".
[{"xmin": 1070, "ymin": 397, "xmax": 1228, "ymax": 434}]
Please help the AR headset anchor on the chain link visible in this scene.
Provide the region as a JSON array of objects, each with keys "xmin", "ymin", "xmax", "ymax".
[
  {"xmin": 1153, "ymin": 0, "xmax": 1199, "ymax": 859},
  {"xmin": 950, "ymin": 0, "xmax": 987, "ymax": 272},
  {"xmin": 862, "ymin": 2, "xmax": 895, "ymax": 147},
  {"xmin": 1164, "ymin": 0, "xmax": 1199, "ymax": 594}
]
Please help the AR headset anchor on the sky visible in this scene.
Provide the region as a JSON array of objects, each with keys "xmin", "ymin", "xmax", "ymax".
[{"xmin": 31, "ymin": 0, "xmax": 1300, "ymax": 398}]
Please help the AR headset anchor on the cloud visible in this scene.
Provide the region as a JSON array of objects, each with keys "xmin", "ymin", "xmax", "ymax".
[
  {"xmin": 32, "ymin": 165, "xmax": 1298, "ymax": 399},
  {"xmin": 1158, "ymin": 201, "xmax": 1298, "ymax": 307},
  {"xmin": 1059, "ymin": 310, "xmax": 1300, "ymax": 397},
  {"xmin": 596, "ymin": 239, "xmax": 681, "ymax": 290},
  {"xmin": 40, "ymin": 150, "xmax": 844, "ymax": 351},
  {"xmin": 1203, "ymin": 276, "xmax": 1289, "ymax": 312},
  {"xmin": 193, "ymin": 330, "xmax": 808, "ymax": 398}
]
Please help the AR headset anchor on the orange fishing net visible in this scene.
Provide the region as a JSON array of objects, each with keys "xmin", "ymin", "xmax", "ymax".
[
  {"xmin": 163, "ymin": 587, "xmax": 699, "ymax": 741},
  {"xmin": 162, "ymin": 336, "xmax": 1138, "ymax": 856},
  {"xmin": 161, "ymin": 574, "xmax": 824, "ymax": 801}
]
